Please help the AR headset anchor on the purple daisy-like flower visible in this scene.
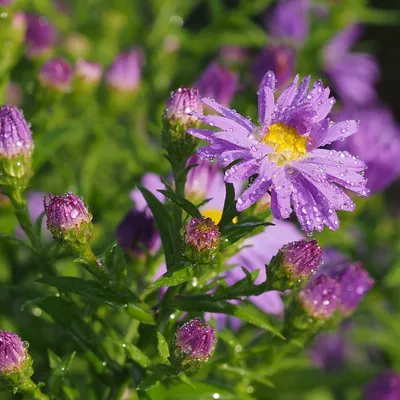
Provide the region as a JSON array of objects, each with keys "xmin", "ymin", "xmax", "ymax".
[
  {"xmin": 364, "ymin": 371, "xmax": 400, "ymax": 400},
  {"xmin": 188, "ymin": 71, "xmax": 368, "ymax": 233}
]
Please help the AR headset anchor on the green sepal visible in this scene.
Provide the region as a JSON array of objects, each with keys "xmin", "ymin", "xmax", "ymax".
[
  {"xmin": 0, "ymin": 352, "xmax": 34, "ymax": 393},
  {"xmin": 0, "ymin": 153, "xmax": 33, "ymax": 191}
]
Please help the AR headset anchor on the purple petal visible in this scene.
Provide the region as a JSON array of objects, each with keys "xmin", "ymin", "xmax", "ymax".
[
  {"xmin": 320, "ymin": 120, "xmax": 358, "ymax": 146},
  {"xmin": 307, "ymin": 119, "xmax": 329, "ymax": 151},
  {"xmin": 292, "ymin": 75, "xmax": 311, "ymax": 105},
  {"xmin": 258, "ymin": 71, "xmax": 276, "ymax": 125},
  {"xmin": 236, "ymin": 176, "xmax": 272, "ymax": 212},
  {"xmin": 197, "ymin": 114, "xmax": 251, "ymax": 136},
  {"xmin": 187, "ymin": 128, "xmax": 215, "ymax": 141},
  {"xmin": 219, "ymin": 149, "xmax": 250, "ymax": 167},
  {"xmin": 276, "ymin": 75, "xmax": 299, "ymax": 109},
  {"xmin": 224, "ymin": 159, "xmax": 260, "ymax": 183},
  {"xmin": 213, "ymin": 129, "xmax": 254, "ymax": 148}
]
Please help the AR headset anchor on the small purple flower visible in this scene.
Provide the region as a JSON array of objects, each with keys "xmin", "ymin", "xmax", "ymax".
[
  {"xmin": 165, "ymin": 87, "xmax": 203, "ymax": 124},
  {"xmin": 332, "ymin": 105, "xmax": 400, "ymax": 193},
  {"xmin": 219, "ymin": 46, "xmax": 248, "ymax": 65},
  {"xmin": 38, "ymin": 58, "xmax": 73, "ymax": 92},
  {"xmin": 25, "ymin": 14, "xmax": 57, "ymax": 58},
  {"xmin": 327, "ymin": 262, "xmax": 374, "ymax": 316},
  {"xmin": 0, "ymin": 105, "xmax": 33, "ymax": 158},
  {"xmin": 298, "ymin": 274, "xmax": 340, "ymax": 319},
  {"xmin": 105, "ymin": 48, "xmax": 143, "ymax": 92},
  {"xmin": 175, "ymin": 318, "xmax": 216, "ymax": 361},
  {"xmin": 75, "ymin": 59, "xmax": 103, "ymax": 84},
  {"xmin": 281, "ymin": 239, "xmax": 322, "ymax": 280},
  {"xmin": 195, "ymin": 62, "xmax": 238, "ymax": 107},
  {"xmin": 265, "ymin": 0, "xmax": 310, "ymax": 46},
  {"xmin": 252, "ymin": 45, "xmax": 295, "ymax": 89},
  {"xmin": 188, "ymin": 71, "xmax": 368, "ymax": 233},
  {"xmin": 184, "ymin": 217, "xmax": 220, "ymax": 254},
  {"xmin": 44, "ymin": 192, "xmax": 92, "ymax": 236},
  {"xmin": 0, "ymin": 330, "xmax": 27, "ymax": 373},
  {"xmin": 364, "ymin": 371, "xmax": 400, "ymax": 400},
  {"xmin": 323, "ymin": 24, "xmax": 379, "ymax": 105}
]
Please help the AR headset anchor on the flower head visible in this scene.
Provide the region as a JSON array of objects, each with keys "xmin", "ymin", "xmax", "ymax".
[
  {"xmin": 332, "ymin": 105, "xmax": 400, "ymax": 193},
  {"xmin": 25, "ymin": 14, "xmax": 57, "ymax": 58},
  {"xmin": 38, "ymin": 58, "xmax": 73, "ymax": 92},
  {"xmin": 0, "ymin": 330, "xmax": 26, "ymax": 373},
  {"xmin": 0, "ymin": 106, "xmax": 33, "ymax": 158},
  {"xmin": 298, "ymin": 274, "xmax": 340, "ymax": 320},
  {"xmin": 188, "ymin": 71, "xmax": 369, "ymax": 233},
  {"xmin": 165, "ymin": 87, "xmax": 202, "ymax": 124},
  {"xmin": 364, "ymin": 371, "xmax": 400, "ymax": 400},
  {"xmin": 196, "ymin": 62, "xmax": 238, "ymax": 107},
  {"xmin": 44, "ymin": 192, "xmax": 92, "ymax": 237},
  {"xmin": 252, "ymin": 45, "xmax": 295, "ymax": 89},
  {"xmin": 175, "ymin": 318, "xmax": 216, "ymax": 361},
  {"xmin": 105, "ymin": 48, "xmax": 143, "ymax": 92},
  {"xmin": 75, "ymin": 59, "xmax": 103, "ymax": 85}
]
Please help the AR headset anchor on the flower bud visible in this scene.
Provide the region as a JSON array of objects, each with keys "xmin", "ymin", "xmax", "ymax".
[
  {"xmin": 184, "ymin": 217, "xmax": 220, "ymax": 262},
  {"xmin": 44, "ymin": 192, "xmax": 93, "ymax": 252},
  {"xmin": 75, "ymin": 59, "xmax": 102, "ymax": 86},
  {"xmin": 267, "ymin": 240, "xmax": 322, "ymax": 290},
  {"xmin": 25, "ymin": 14, "xmax": 57, "ymax": 59},
  {"xmin": 173, "ymin": 318, "xmax": 216, "ymax": 372},
  {"xmin": 0, "ymin": 0, "xmax": 13, "ymax": 6},
  {"xmin": 0, "ymin": 106, "xmax": 33, "ymax": 190},
  {"xmin": 0, "ymin": 330, "xmax": 33, "ymax": 391},
  {"xmin": 165, "ymin": 87, "xmax": 202, "ymax": 124},
  {"xmin": 363, "ymin": 371, "xmax": 400, "ymax": 400},
  {"xmin": 38, "ymin": 57, "xmax": 73, "ymax": 92}
]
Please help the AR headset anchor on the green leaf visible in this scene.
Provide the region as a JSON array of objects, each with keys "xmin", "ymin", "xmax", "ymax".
[
  {"xmin": 125, "ymin": 343, "xmax": 152, "ymax": 368},
  {"xmin": 170, "ymin": 296, "xmax": 284, "ymax": 339},
  {"xmin": 158, "ymin": 189, "xmax": 202, "ymax": 218},
  {"xmin": 177, "ymin": 373, "xmax": 195, "ymax": 389},
  {"xmin": 47, "ymin": 350, "xmax": 76, "ymax": 399},
  {"xmin": 102, "ymin": 242, "xmax": 128, "ymax": 283},
  {"xmin": 146, "ymin": 262, "xmax": 195, "ymax": 291},
  {"xmin": 221, "ymin": 220, "xmax": 273, "ymax": 247},
  {"xmin": 139, "ymin": 187, "xmax": 175, "ymax": 269},
  {"xmin": 218, "ymin": 182, "xmax": 237, "ymax": 229},
  {"xmin": 157, "ymin": 332, "xmax": 170, "ymax": 364}
]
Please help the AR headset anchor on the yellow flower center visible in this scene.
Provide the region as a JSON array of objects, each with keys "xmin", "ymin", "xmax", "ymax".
[
  {"xmin": 263, "ymin": 123, "xmax": 307, "ymax": 165},
  {"xmin": 201, "ymin": 209, "xmax": 237, "ymax": 224}
]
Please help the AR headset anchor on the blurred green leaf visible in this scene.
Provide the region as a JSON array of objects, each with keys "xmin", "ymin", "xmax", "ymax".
[
  {"xmin": 157, "ymin": 332, "xmax": 170, "ymax": 364},
  {"xmin": 47, "ymin": 350, "xmax": 76, "ymax": 399},
  {"xmin": 158, "ymin": 189, "xmax": 202, "ymax": 218}
]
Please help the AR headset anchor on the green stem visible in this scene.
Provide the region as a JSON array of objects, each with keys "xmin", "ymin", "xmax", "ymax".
[
  {"xmin": 80, "ymin": 246, "xmax": 110, "ymax": 282},
  {"xmin": 21, "ymin": 378, "xmax": 49, "ymax": 400}
]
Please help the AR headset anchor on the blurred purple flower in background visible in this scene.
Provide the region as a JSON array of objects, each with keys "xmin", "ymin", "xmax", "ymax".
[
  {"xmin": 0, "ymin": 0, "xmax": 13, "ymax": 6},
  {"xmin": 75, "ymin": 59, "xmax": 103, "ymax": 85},
  {"xmin": 38, "ymin": 58, "xmax": 73, "ymax": 92},
  {"xmin": 333, "ymin": 105, "xmax": 400, "ymax": 193},
  {"xmin": 364, "ymin": 371, "xmax": 400, "ymax": 400},
  {"xmin": 25, "ymin": 14, "xmax": 57, "ymax": 59},
  {"xmin": 323, "ymin": 25, "xmax": 380, "ymax": 105},
  {"xmin": 105, "ymin": 48, "xmax": 143, "ymax": 92},
  {"xmin": 196, "ymin": 62, "xmax": 238, "ymax": 107},
  {"xmin": 219, "ymin": 46, "xmax": 248, "ymax": 65}
]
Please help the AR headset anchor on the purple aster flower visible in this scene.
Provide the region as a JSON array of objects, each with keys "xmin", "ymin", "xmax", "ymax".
[
  {"xmin": 298, "ymin": 274, "xmax": 340, "ymax": 319},
  {"xmin": 38, "ymin": 58, "xmax": 73, "ymax": 92},
  {"xmin": 219, "ymin": 46, "xmax": 248, "ymax": 65},
  {"xmin": 364, "ymin": 371, "xmax": 400, "ymax": 400},
  {"xmin": 105, "ymin": 48, "xmax": 143, "ymax": 92},
  {"xmin": 265, "ymin": 0, "xmax": 310, "ymax": 46},
  {"xmin": 0, "ymin": 330, "xmax": 27, "ymax": 373},
  {"xmin": 0, "ymin": 106, "xmax": 33, "ymax": 158},
  {"xmin": 252, "ymin": 45, "xmax": 295, "ymax": 89},
  {"xmin": 175, "ymin": 318, "xmax": 216, "ymax": 361},
  {"xmin": 332, "ymin": 105, "xmax": 400, "ymax": 193},
  {"xmin": 165, "ymin": 87, "xmax": 203, "ymax": 124},
  {"xmin": 25, "ymin": 14, "xmax": 57, "ymax": 58},
  {"xmin": 188, "ymin": 71, "xmax": 368, "ymax": 233},
  {"xmin": 75, "ymin": 59, "xmax": 103, "ymax": 85},
  {"xmin": 323, "ymin": 24, "xmax": 379, "ymax": 105},
  {"xmin": 184, "ymin": 217, "xmax": 220, "ymax": 255},
  {"xmin": 44, "ymin": 192, "xmax": 92, "ymax": 236},
  {"xmin": 195, "ymin": 62, "xmax": 238, "ymax": 107}
]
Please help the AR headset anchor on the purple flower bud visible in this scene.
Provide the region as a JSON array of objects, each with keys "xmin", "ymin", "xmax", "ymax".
[
  {"xmin": 105, "ymin": 48, "xmax": 143, "ymax": 92},
  {"xmin": 364, "ymin": 371, "xmax": 400, "ymax": 400},
  {"xmin": 165, "ymin": 87, "xmax": 202, "ymax": 124},
  {"xmin": 175, "ymin": 318, "xmax": 216, "ymax": 361},
  {"xmin": 0, "ymin": 330, "xmax": 27, "ymax": 373},
  {"xmin": 0, "ymin": 0, "xmax": 13, "ymax": 6},
  {"xmin": 195, "ymin": 62, "xmax": 238, "ymax": 107},
  {"xmin": 44, "ymin": 192, "xmax": 92, "ymax": 236},
  {"xmin": 298, "ymin": 274, "xmax": 340, "ymax": 320},
  {"xmin": 25, "ymin": 14, "xmax": 57, "ymax": 58},
  {"xmin": 328, "ymin": 263, "xmax": 374, "ymax": 316},
  {"xmin": 0, "ymin": 106, "xmax": 33, "ymax": 158},
  {"xmin": 281, "ymin": 240, "xmax": 322, "ymax": 280},
  {"xmin": 184, "ymin": 217, "xmax": 220, "ymax": 260},
  {"xmin": 75, "ymin": 59, "xmax": 103, "ymax": 85},
  {"xmin": 38, "ymin": 58, "xmax": 73, "ymax": 92},
  {"xmin": 252, "ymin": 45, "xmax": 295, "ymax": 89},
  {"xmin": 219, "ymin": 46, "xmax": 248, "ymax": 65}
]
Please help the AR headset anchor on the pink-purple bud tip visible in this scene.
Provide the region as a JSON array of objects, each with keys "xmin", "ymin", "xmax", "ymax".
[
  {"xmin": 38, "ymin": 58, "xmax": 73, "ymax": 92},
  {"xmin": 75, "ymin": 59, "xmax": 103, "ymax": 84},
  {"xmin": 0, "ymin": 330, "xmax": 27, "ymax": 373},
  {"xmin": 184, "ymin": 217, "xmax": 220, "ymax": 253},
  {"xmin": 43, "ymin": 192, "xmax": 91, "ymax": 235},
  {"xmin": 0, "ymin": 106, "xmax": 33, "ymax": 158},
  {"xmin": 281, "ymin": 240, "xmax": 322, "ymax": 280},
  {"xmin": 165, "ymin": 87, "xmax": 203, "ymax": 123},
  {"xmin": 176, "ymin": 318, "xmax": 216, "ymax": 361},
  {"xmin": 298, "ymin": 274, "xmax": 340, "ymax": 320}
]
